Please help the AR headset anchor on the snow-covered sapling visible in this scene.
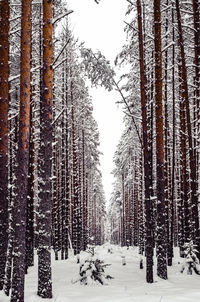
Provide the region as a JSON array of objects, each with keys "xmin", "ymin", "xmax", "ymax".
[
  {"xmin": 180, "ymin": 241, "xmax": 200, "ymax": 275},
  {"xmin": 78, "ymin": 258, "xmax": 113, "ymax": 285}
]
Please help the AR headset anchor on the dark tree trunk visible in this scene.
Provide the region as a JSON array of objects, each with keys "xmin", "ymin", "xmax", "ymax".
[
  {"xmin": 192, "ymin": 0, "xmax": 200, "ymax": 149},
  {"xmin": 4, "ymin": 109, "xmax": 18, "ymax": 297},
  {"xmin": 61, "ymin": 58, "xmax": 66, "ymax": 260},
  {"xmin": 37, "ymin": 0, "xmax": 53, "ymax": 298},
  {"xmin": 170, "ymin": 0, "xmax": 176, "ymax": 259},
  {"xmin": 25, "ymin": 60, "xmax": 35, "ymax": 274},
  {"xmin": 175, "ymin": 0, "xmax": 200, "ymax": 254},
  {"xmin": 0, "ymin": 0, "xmax": 9, "ymax": 290},
  {"xmin": 64, "ymin": 63, "xmax": 69, "ymax": 259},
  {"xmin": 136, "ymin": 0, "xmax": 153, "ymax": 283},
  {"xmin": 154, "ymin": 0, "xmax": 167, "ymax": 280},
  {"xmin": 71, "ymin": 78, "xmax": 81, "ymax": 255},
  {"xmin": 82, "ymin": 130, "xmax": 87, "ymax": 251},
  {"xmin": 11, "ymin": 1, "xmax": 32, "ymax": 301}
]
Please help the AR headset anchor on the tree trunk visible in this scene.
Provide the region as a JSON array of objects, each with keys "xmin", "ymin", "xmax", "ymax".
[
  {"xmin": 37, "ymin": 0, "xmax": 53, "ymax": 298},
  {"xmin": 25, "ymin": 101, "xmax": 35, "ymax": 272},
  {"xmin": 0, "ymin": 0, "xmax": 9, "ymax": 290},
  {"xmin": 136, "ymin": 0, "xmax": 154, "ymax": 283},
  {"xmin": 154, "ymin": 0, "xmax": 167, "ymax": 280},
  {"xmin": 170, "ymin": 0, "xmax": 176, "ymax": 259},
  {"xmin": 175, "ymin": 0, "xmax": 200, "ymax": 254},
  {"xmin": 11, "ymin": 1, "xmax": 32, "ymax": 301}
]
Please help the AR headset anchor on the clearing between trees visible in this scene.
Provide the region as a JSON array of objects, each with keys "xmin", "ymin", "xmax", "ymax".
[{"xmin": 0, "ymin": 244, "xmax": 199, "ymax": 302}]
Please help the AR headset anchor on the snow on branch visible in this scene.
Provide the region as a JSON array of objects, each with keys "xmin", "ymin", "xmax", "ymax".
[
  {"xmin": 53, "ymin": 38, "xmax": 70, "ymax": 66},
  {"xmin": 80, "ymin": 47, "xmax": 142, "ymax": 146},
  {"xmin": 80, "ymin": 47, "xmax": 115, "ymax": 91},
  {"xmin": 53, "ymin": 10, "xmax": 73, "ymax": 25}
]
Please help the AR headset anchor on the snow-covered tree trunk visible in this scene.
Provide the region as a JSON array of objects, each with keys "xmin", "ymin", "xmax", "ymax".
[
  {"xmin": 154, "ymin": 0, "xmax": 167, "ymax": 280},
  {"xmin": 37, "ymin": 0, "xmax": 53, "ymax": 298},
  {"xmin": 175, "ymin": 0, "xmax": 200, "ymax": 256},
  {"xmin": 0, "ymin": 0, "xmax": 9, "ymax": 290},
  {"xmin": 136, "ymin": 0, "xmax": 154, "ymax": 283},
  {"xmin": 11, "ymin": 1, "xmax": 32, "ymax": 301}
]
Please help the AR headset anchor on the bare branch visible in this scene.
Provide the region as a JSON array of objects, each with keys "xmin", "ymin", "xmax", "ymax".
[
  {"xmin": 52, "ymin": 107, "xmax": 66, "ymax": 126},
  {"xmin": 53, "ymin": 10, "xmax": 73, "ymax": 25},
  {"xmin": 53, "ymin": 38, "xmax": 70, "ymax": 66},
  {"xmin": 126, "ymin": 0, "xmax": 134, "ymax": 5},
  {"xmin": 112, "ymin": 79, "xmax": 142, "ymax": 146}
]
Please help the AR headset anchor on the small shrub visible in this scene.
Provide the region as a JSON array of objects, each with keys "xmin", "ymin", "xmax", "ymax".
[
  {"xmin": 79, "ymin": 258, "xmax": 113, "ymax": 285},
  {"xmin": 181, "ymin": 241, "xmax": 200, "ymax": 275}
]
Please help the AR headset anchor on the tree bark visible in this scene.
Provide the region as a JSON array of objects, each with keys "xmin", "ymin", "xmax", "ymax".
[
  {"xmin": 154, "ymin": 0, "xmax": 167, "ymax": 280},
  {"xmin": 0, "ymin": 0, "xmax": 9, "ymax": 290},
  {"xmin": 11, "ymin": 1, "xmax": 32, "ymax": 301},
  {"xmin": 136, "ymin": 0, "xmax": 154, "ymax": 283},
  {"xmin": 37, "ymin": 0, "xmax": 53, "ymax": 298},
  {"xmin": 175, "ymin": 0, "xmax": 200, "ymax": 253}
]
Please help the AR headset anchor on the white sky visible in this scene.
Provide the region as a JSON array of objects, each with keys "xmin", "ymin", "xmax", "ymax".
[{"xmin": 66, "ymin": 0, "xmax": 128, "ymax": 202}]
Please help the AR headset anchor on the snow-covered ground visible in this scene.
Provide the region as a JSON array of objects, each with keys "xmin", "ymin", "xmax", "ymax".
[{"xmin": 1, "ymin": 244, "xmax": 200, "ymax": 302}]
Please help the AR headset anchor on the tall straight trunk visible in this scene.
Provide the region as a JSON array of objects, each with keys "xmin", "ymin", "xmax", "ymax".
[
  {"xmin": 170, "ymin": 0, "xmax": 176, "ymax": 257},
  {"xmin": 138, "ymin": 152, "xmax": 144, "ymax": 255},
  {"xmin": 4, "ymin": 108, "xmax": 18, "ymax": 297},
  {"xmin": 25, "ymin": 102, "xmax": 35, "ymax": 272},
  {"xmin": 78, "ymin": 143, "xmax": 83, "ymax": 249},
  {"xmin": 0, "ymin": 0, "xmax": 9, "ymax": 290},
  {"xmin": 61, "ymin": 58, "xmax": 66, "ymax": 260},
  {"xmin": 82, "ymin": 130, "xmax": 87, "ymax": 250},
  {"xmin": 149, "ymin": 51, "xmax": 155, "ymax": 249},
  {"xmin": 163, "ymin": 0, "xmax": 173, "ymax": 266},
  {"xmin": 154, "ymin": 0, "xmax": 167, "ymax": 280},
  {"xmin": 192, "ymin": 0, "xmax": 200, "ymax": 139},
  {"xmin": 64, "ymin": 60, "xmax": 69, "ymax": 259},
  {"xmin": 136, "ymin": 0, "xmax": 153, "ymax": 283},
  {"xmin": 133, "ymin": 158, "xmax": 139, "ymax": 246},
  {"xmin": 121, "ymin": 172, "xmax": 125, "ymax": 247},
  {"xmin": 25, "ymin": 41, "xmax": 34, "ymax": 272},
  {"xmin": 179, "ymin": 75, "xmax": 191, "ymax": 245},
  {"xmin": 52, "ymin": 90, "xmax": 58, "ymax": 259},
  {"xmin": 11, "ymin": 1, "xmax": 32, "ymax": 301},
  {"xmin": 34, "ymin": 2, "xmax": 43, "ymax": 250},
  {"xmin": 192, "ymin": 0, "xmax": 200, "ymax": 234},
  {"xmin": 71, "ymin": 79, "xmax": 80, "ymax": 255},
  {"xmin": 37, "ymin": 0, "xmax": 53, "ymax": 298},
  {"xmin": 4, "ymin": 118, "xmax": 13, "ymax": 296},
  {"xmin": 85, "ymin": 172, "xmax": 89, "ymax": 248},
  {"xmin": 176, "ymin": 63, "xmax": 185, "ymax": 254},
  {"xmin": 175, "ymin": 0, "xmax": 200, "ymax": 252}
]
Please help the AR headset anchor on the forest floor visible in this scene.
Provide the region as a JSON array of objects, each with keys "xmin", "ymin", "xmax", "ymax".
[{"xmin": 1, "ymin": 244, "xmax": 200, "ymax": 302}]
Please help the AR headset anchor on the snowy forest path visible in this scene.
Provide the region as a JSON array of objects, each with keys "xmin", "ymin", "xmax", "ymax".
[{"xmin": 1, "ymin": 244, "xmax": 200, "ymax": 302}]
